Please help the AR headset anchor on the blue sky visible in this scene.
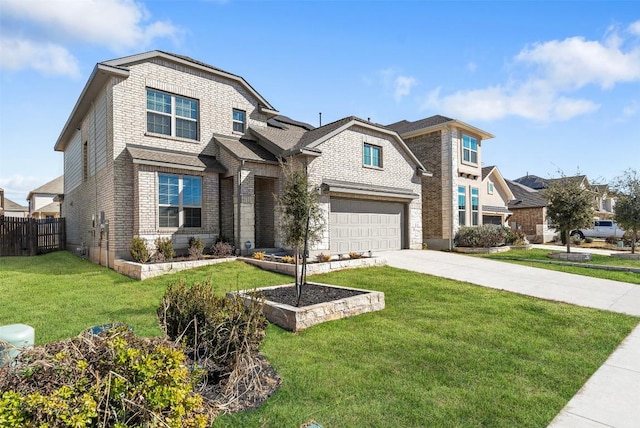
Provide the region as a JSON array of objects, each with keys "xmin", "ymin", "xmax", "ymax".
[{"xmin": 1, "ymin": 0, "xmax": 639, "ymax": 204}]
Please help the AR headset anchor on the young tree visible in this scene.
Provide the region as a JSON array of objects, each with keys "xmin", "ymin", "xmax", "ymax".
[
  {"xmin": 276, "ymin": 159, "xmax": 325, "ymax": 306},
  {"xmin": 545, "ymin": 174, "xmax": 595, "ymax": 253},
  {"xmin": 611, "ymin": 169, "xmax": 640, "ymax": 254}
]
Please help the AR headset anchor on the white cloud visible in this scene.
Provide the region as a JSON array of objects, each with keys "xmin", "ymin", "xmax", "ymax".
[
  {"xmin": 423, "ymin": 24, "xmax": 638, "ymax": 122},
  {"xmin": 0, "ymin": 175, "xmax": 43, "ymax": 202},
  {"xmin": 629, "ymin": 20, "xmax": 640, "ymax": 36},
  {"xmin": 0, "ymin": 38, "xmax": 80, "ymax": 76},
  {"xmin": 394, "ymin": 76, "xmax": 417, "ymax": 102},
  {"xmin": 372, "ymin": 67, "xmax": 418, "ymax": 103},
  {"xmin": 620, "ymin": 100, "xmax": 639, "ymax": 121},
  {"xmin": 3, "ymin": 0, "xmax": 181, "ymax": 51},
  {"xmin": 0, "ymin": 0, "xmax": 182, "ymax": 76}
]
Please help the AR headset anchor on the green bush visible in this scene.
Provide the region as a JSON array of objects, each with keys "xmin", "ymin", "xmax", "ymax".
[
  {"xmin": 454, "ymin": 225, "xmax": 509, "ymax": 248},
  {"xmin": 157, "ymin": 278, "xmax": 266, "ymax": 376},
  {"xmin": 154, "ymin": 237, "xmax": 175, "ymax": 262},
  {"xmin": 505, "ymin": 228, "xmax": 528, "ymax": 246},
  {"xmin": 584, "ymin": 237, "xmax": 594, "ymax": 244},
  {"xmin": 0, "ymin": 327, "xmax": 210, "ymax": 427},
  {"xmin": 130, "ymin": 237, "xmax": 150, "ymax": 263},
  {"xmin": 188, "ymin": 237, "xmax": 205, "ymax": 260}
]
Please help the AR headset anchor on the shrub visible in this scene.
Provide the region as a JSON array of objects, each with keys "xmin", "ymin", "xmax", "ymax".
[
  {"xmin": 316, "ymin": 253, "xmax": 331, "ymax": 262},
  {"xmin": 454, "ymin": 225, "xmax": 509, "ymax": 248},
  {"xmin": 154, "ymin": 237, "xmax": 175, "ymax": 262},
  {"xmin": 0, "ymin": 327, "xmax": 210, "ymax": 427},
  {"xmin": 584, "ymin": 237, "xmax": 594, "ymax": 244},
  {"xmin": 571, "ymin": 236, "xmax": 583, "ymax": 246},
  {"xmin": 348, "ymin": 252, "xmax": 363, "ymax": 259},
  {"xmin": 188, "ymin": 237, "xmax": 205, "ymax": 260},
  {"xmin": 281, "ymin": 255, "xmax": 295, "ymax": 264},
  {"xmin": 157, "ymin": 278, "xmax": 266, "ymax": 378},
  {"xmin": 211, "ymin": 241, "xmax": 234, "ymax": 257},
  {"xmin": 130, "ymin": 236, "xmax": 150, "ymax": 263},
  {"xmin": 605, "ymin": 235, "xmax": 621, "ymax": 245},
  {"xmin": 505, "ymin": 229, "xmax": 528, "ymax": 246},
  {"xmin": 252, "ymin": 251, "xmax": 265, "ymax": 260}
]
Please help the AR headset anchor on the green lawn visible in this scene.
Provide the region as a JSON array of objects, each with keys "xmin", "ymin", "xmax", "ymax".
[
  {"xmin": 474, "ymin": 249, "xmax": 640, "ymax": 285},
  {"xmin": 1, "ymin": 252, "xmax": 638, "ymax": 427}
]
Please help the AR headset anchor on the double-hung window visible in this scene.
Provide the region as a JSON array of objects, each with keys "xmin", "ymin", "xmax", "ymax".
[
  {"xmin": 462, "ymin": 135, "xmax": 478, "ymax": 164},
  {"xmin": 147, "ymin": 89, "xmax": 198, "ymax": 140},
  {"xmin": 458, "ymin": 185, "xmax": 466, "ymax": 226},
  {"xmin": 158, "ymin": 174, "xmax": 202, "ymax": 228},
  {"xmin": 363, "ymin": 143, "xmax": 382, "ymax": 168},
  {"xmin": 471, "ymin": 187, "xmax": 479, "ymax": 226},
  {"xmin": 232, "ymin": 109, "xmax": 246, "ymax": 133}
]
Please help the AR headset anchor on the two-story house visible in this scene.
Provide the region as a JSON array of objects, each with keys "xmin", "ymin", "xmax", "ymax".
[
  {"xmin": 26, "ymin": 176, "xmax": 63, "ymax": 219},
  {"xmin": 55, "ymin": 51, "xmax": 426, "ymax": 268},
  {"xmin": 387, "ymin": 116, "xmax": 510, "ymax": 250}
]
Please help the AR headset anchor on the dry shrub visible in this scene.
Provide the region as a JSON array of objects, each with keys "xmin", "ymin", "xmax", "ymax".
[
  {"xmin": 189, "ymin": 237, "xmax": 205, "ymax": 260},
  {"xmin": 252, "ymin": 251, "xmax": 265, "ymax": 260},
  {"xmin": 348, "ymin": 252, "xmax": 363, "ymax": 259},
  {"xmin": 154, "ymin": 237, "xmax": 175, "ymax": 262},
  {"xmin": 211, "ymin": 241, "xmax": 234, "ymax": 257},
  {"xmin": 0, "ymin": 326, "xmax": 211, "ymax": 427},
  {"xmin": 281, "ymin": 255, "xmax": 295, "ymax": 264},
  {"xmin": 315, "ymin": 253, "xmax": 331, "ymax": 262}
]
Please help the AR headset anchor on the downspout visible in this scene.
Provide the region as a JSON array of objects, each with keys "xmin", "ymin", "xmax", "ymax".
[
  {"xmin": 237, "ymin": 160, "xmax": 245, "ymax": 252},
  {"xmin": 446, "ymin": 124, "xmax": 454, "ymax": 251}
]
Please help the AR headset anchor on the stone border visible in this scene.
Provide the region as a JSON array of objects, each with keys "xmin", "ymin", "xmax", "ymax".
[
  {"xmin": 233, "ymin": 283, "xmax": 385, "ymax": 332},
  {"xmin": 241, "ymin": 256, "xmax": 387, "ymax": 277},
  {"xmin": 114, "ymin": 257, "xmax": 236, "ymax": 280},
  {"xmin": 547, "ymin": 252, "xmax": 592, "ymax": 262},
  {"xmin": 611, "ymin": 253, "xmax": 640, "ymax": 260},
  {"xmin": 454, "ymin": 246, "xmax": 511, "ymax": 254}
]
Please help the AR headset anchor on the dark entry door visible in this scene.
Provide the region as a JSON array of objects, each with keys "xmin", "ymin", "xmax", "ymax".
[{"xmin": 254, "ymin": 177, "xmax": 276, "ymax": 248}]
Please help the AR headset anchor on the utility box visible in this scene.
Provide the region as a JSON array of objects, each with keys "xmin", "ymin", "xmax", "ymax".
[{"xmin": 0, "ymin": 324, "xmax": 35, "ymax": 366}]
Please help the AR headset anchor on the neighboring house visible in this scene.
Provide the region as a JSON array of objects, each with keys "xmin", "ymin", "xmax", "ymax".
[
  {"xmin": 592, "ymin": 184, "xmax": 615, "ymax": 219},
  {"xmin": 2, "ymin": 198, "xmax": 29, "ymax": 218},
  {"xmin": 506, "ymin": 179, "xmax": 554, "ymax": 243},
  {"xmin": 481, "ymin": 166, "xmax": 514, "ymax": 225},
  {"xmin": 54, "ymin": 51, "xmax": 426, "ymax": 268},
  {"xmin": 26, "ymin": 176, "xmax": 63, "ymax": 219},
  {"xmin": 387, "ymin": 115, "xmax": 499, "ymax": 250}
]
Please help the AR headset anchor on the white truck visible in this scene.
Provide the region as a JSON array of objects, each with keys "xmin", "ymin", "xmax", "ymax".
[{"xmin": 570, "ymin": 220, "xmax": 625, "ymax": 239}]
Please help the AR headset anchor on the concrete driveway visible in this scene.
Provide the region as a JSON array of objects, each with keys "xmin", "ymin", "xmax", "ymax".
[{"xmin": 382, "ymin": 249, "xmax": 640, "ymax": 428}]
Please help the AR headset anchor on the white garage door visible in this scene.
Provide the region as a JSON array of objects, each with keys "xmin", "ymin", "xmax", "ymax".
[{"xmin": 330, "ymin": 198, "xmax": 403, "ymax": 253}]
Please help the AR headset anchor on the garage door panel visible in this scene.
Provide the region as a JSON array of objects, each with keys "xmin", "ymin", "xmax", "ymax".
[{"xmin": 330, "ymin": 198, "xmax": 403, "ymax": 253}]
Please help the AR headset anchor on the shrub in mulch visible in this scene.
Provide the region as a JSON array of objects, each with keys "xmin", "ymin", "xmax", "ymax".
[{"xmin": 455, "ymin": 225, "xmax": 509, "ymax": 248}]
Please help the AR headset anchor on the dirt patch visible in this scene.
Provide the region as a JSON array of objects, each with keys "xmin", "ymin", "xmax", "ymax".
[{"xmin": 259, "ymin": 283, "xmax": 365, "ymax": 307}]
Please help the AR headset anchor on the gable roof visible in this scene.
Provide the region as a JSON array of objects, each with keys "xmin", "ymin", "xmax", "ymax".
[
  {"xmin": 27, "ymin": 176, "xmax": 64, "ymax": 200},
  {"xmin": 127, "ymin": 145, "xmax": 227, "ymax": 172},
  {"xmin": 387, "ymin": 115, "xmax": 494, "ymax": 140},
  {"xmin": 55, "ymin": 50, "xmax": 279, "ymax": 152},
  {"xmin": 514, "ymin": 174, "xmax": 589, "ymax": 190},
  {"xmin": 506, "ymin": 179, "xmax": 548, "ymax": 209},
  {"xmin": 481, "ymin": 166, "xmax": 515, "ymax": 200},
  {"xmin": 3, "ymin": 197, "xmax": 28, "ymax": 212}
]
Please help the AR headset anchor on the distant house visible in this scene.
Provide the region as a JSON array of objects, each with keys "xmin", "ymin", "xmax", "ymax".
[
  {"xmin": 387, "ymin": 115, "xmax": 499, "ymax": 250},
  {"xmin": 27, "ymin": 176, "xmax": 63, "ymax": 219},
  {"xmin": 2, "ymin": 198, "xmax": 29, "ymax": 217},
  {"xmin": 481, "ymin": 166, "xmax": 514, "ymax": 225},
  {"xmin": 592, "ymin": 184, "xmax": 616, "ymax": 219},
  {"xmin": 54, "ymin": 51, "xmax": 426, "ymax": 268},
  {"xmin": 506, "ymin": 179, "xmax": 554, "ymax": 243}
]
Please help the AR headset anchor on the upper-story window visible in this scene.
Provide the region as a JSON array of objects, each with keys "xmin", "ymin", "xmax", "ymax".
[
  {"xmin": 147, "ymin": 89, "xmax": 198, "ymax": 140},
  {"xmin": 487, "ymin": 181, "xmax": 494, "ymax": 194},
  {"xmin": 232, "ymin": 109, "xmax": 246, "ymax": 133},
  {"xmin": 462, "ymin": 135, "xmax": 478, "ymax": 164},
  {"xmin": 158, "ymin": 174, "xmax": 202, "ymax": 228},
  {"xmin": 363, "ymin": 143, "xmax": 382, "ymax": 168}
]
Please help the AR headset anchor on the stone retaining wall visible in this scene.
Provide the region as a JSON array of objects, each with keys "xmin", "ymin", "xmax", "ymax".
[
  {"xmin": 547, "ymin": 252, "xmax": 592, "ymax": 262},
  {"xmin": 114, "ymin": 257, "xmax": 236, "ymax": 280},
  {"xmin": 241, "ymin": 256, "xmax": 387, "ymax": 277}
]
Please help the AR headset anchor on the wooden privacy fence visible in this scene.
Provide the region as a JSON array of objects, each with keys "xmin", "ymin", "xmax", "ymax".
[{"xmin": 0, "ymin": 216, "xmax": 66, "ymax": 256}]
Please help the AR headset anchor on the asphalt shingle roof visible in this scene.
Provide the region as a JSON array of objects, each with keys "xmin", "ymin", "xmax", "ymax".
[
  {"xmin": 215, "ymin": 136, "xmax": 278, "ymax": 163},
  {"xmin": 386, "ymin": 115, "xmax": 454, "ymax": 134},
  {"xmin": 506, "ymin": 179, "xmax": 548, "ymax": 209},
  {"xmin": 127, "ymin": 145, "xmax": 227, "ymax": 172}
]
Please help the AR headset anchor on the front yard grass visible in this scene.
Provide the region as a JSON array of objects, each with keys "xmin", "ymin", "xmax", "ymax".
[
  {"xmin": 1, "ymin": 252, "xmax": 638, "ymax": 427},
  {"xmin": 475, "ymin": 249, "xmax": 640, "ymax": 285}
]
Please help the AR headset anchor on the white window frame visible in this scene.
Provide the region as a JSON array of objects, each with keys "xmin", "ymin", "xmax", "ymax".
[
  {"xmin": 471, "ymin": 187, "xmax": 479, "ymax": 226},
  {"xmin": 488, "ymin": 181, "xmax": 494, "ymax": 195},
  {"xmin": 458, "ymin": 185, "xmax": 466, "ymax": 226},
  {"xmin": 232, "ymin": 109, "xmax": 246, "ymax": 133},
  {"xmin": 462, "ymin": 135, "xmax": 478, "ymax": 165},
  {"xmin": 363, "ymin": 143, "xmax": 382, "ymax": 168},
  {"xmin": 146, "ymin": 89, "xmax": 199, "ymax": 141}
]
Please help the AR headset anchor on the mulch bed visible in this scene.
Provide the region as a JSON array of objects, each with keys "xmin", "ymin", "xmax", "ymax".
[{"xmin": 259, "ymin": 283, "xmax": 365, "ymax": 307}]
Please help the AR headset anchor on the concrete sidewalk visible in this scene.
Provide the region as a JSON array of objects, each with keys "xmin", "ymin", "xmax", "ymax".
[{"xmin": 382, "ymin": 250, "xmax": 640, "ymax": 428}]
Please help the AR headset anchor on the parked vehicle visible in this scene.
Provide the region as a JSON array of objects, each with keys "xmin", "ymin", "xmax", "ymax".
[{"xmin": 570, "ymin": 220, "xmax": 625, "ymax": 239}]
